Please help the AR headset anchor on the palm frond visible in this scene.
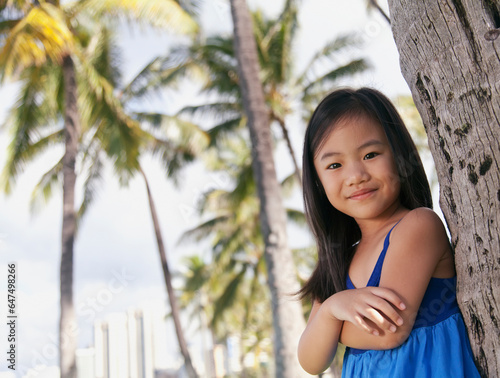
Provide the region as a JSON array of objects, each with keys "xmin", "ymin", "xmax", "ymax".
[
  {"xmin": 194, "ymin": 188, "xmax": 233, "ymax": 215},
  {"xmin": 81, "ymin": 22, "xmax": 122, "ymax": 87},
  {"xmin": 173, "ymin": 0, "xmax": 201, "ymax": 17},
  {"xmin": 228, "ymin": 163, "xmax": 255, "ymax": 206},
  {"xmin": 0, "ymin": 1, "xmax": 33, "ymax": 14},
  {"xmin": 0, "ymin": 4, "xmax": 73, "ymax": 79},
  {"xmin": 134, "ymin": 112, "xmax": 209, "ymax": 151},
  {"xmin": 121, "ymin": 50, "xmax": 202, "ymax": 102},
  {"xmin": 302, "ymin": 59, "xmax": 370, "ymax": 101},
  {"xmin": 295, "ymin": 34, "xmax": 362, "ymax": 88},
  {"xmin": 77, "ymin": 149, "xmax": 104, "ymax": 224},
  {"xmin": 135, "ymin": 112, "xmax": 209, "ymax": 180},
  {"xmin": 29, "ymin": 157, "xmax": 63, "ymax": 214},
  {"xmin": 206, "ymin": 117, "xmax": 244, "ymax": 147},
  {"xmin": 286, "ymin": 208, "xmax": 307, "ymax": 227},
  {"xmin": 280, "ymin": 171, "xmax": 297, "ymax": 197},
  {"xmin": 211, "ymin": 267, "xmax": 247, "ymax": 329},
  {"xmin": 120, "ymin": 56, "xmax": 166, "ymax": 102},
  {"xmin": 178, "ymin": 215, "xmax": 232, "ymax": 245},
  {"xmin": 77, "ymin": 0, "xmax": 198, "ymax": 35},
  {"xmin": 1, "ymin": 81, "xmax": 64, "ymax": 194},
  {"xmin": 178, "ymin": 102, "xmax": 242, "ymax": 122},
  {"xmin": 75, "ymin": 49, "xmax": 143, "ymax": 175},
  {"xmin": 181, "ymin": 255, "xmax": 211, "ymax": 292},
  {"xmin": 0, "ymin": 18, "xmax": 20, "ymax": 36},
  {"xmin": 255, "ymin": 4, "xmax": 297, "ymax": 85},
  {"xmin": 144, "ymin": 135, "xmax": 194, "ymax": 183}
]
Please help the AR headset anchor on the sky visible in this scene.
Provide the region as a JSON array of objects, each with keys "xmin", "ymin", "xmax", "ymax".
[{"xmin": 0, "ymin": 0, "xmax": 415, "ymax": 376}]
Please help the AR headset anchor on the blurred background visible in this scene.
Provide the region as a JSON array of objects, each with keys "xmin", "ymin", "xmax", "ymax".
[{"xmin": 0, "ymin": 0, "xmax": 436, "ymax": 377}]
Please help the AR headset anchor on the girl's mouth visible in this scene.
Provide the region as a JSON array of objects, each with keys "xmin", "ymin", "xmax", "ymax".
[{"xmin": 348, "ymin": 189, "xmax": 376, "ymax": 200}]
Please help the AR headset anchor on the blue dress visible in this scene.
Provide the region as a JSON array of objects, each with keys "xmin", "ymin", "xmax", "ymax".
[{"xmin": 341, "ymin": 225, "xmax": 480, "ymax": 378}]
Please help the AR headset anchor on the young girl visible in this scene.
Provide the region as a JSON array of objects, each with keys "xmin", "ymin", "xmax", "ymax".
[{"xmin": 297, "ymin": 88, "xmax": 480, "ymax": 377}]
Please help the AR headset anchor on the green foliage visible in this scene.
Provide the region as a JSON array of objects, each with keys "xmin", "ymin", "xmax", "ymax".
[
  {"xmin": 177, "ymin": 133, "xmax": 315, "ymax": 368},
  {"xmin": 169, "ymin": 0, "xmax": 370, "ymax": 367},
  {"xmin": 133, "ymin": 1, "xmax": 369, "ymax": 159}
]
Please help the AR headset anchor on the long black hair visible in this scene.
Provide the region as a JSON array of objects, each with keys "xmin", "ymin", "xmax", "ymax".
[{"xmin": 299, "ymin": 87, "xmax": 432, "ymax": 303}]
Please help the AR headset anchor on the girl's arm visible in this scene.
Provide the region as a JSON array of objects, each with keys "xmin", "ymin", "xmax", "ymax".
[
  {"xmin": 298, "ymin": 287, "xmax": 405, "ymax": 375},
  {"xmin": 297, "ymin": 299, "xmax": 343, "ymax": 375},
  {"xmin": 339, "ymin": 208, "xmax": 454, "ymax": 350}
]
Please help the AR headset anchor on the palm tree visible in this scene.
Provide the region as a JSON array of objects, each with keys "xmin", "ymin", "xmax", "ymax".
[
  {"xmin": 114, "ymin": 62, "xmax": 211, "ymax": 377},
  {"xmin": 178, "ymin": 135, "xmax": 312, "ymax": 374},
  {"xmin": 130, "ymin": 107, "xmax": 210, "ymax": 378},
  {"xmin": 128, "ymin": 1, "xmax": 368, "ymax": 186},
  {"xmin": 228, "ymin": 1, "xmax": 308, "ymax": 375},
  {"xmin": 179, "ymin": 136, "xmax": 269, "ymax": 340},
  {"xmin": 0, "ymin": 2, "xmax": 197, "ymax": 376},
  {"xmin": 365, "ymin": 0, "xmax": 391, "ymax": 24},
  {"xmin": 139, "ymin": 166, "xmax": 200, "ymax": 377},
  {"xmin": 125, "ymin": 1, "xmax": 367, "ymax": 374},
  {"xmin": 71, "ymin": 93, "xmax": 206, "ymax": 378}
]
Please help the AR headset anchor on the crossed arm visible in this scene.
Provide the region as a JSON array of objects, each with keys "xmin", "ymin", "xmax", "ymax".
[{"xmin": 297, "ymin": 208, "xmax": 453, "ymax": 375}]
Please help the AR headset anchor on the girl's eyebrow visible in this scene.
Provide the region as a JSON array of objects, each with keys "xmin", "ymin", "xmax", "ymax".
[{"xmin": 319, "ymin": 139, "xmax": 385, "ymax": 161}]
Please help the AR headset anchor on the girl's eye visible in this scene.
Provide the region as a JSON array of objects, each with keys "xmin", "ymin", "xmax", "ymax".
[
  {"xmin": 364, "ymin": 152, "xmax": 379, "ymax": 160},
  {"xmin": 327, "ymin": 163, "xmax": 341, "ymax": 170}
]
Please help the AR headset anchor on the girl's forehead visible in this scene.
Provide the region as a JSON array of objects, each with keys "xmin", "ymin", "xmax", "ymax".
[
  {"xmin": 332, "ymin": 114, "xmax": 383, "ymax": 134},
  {"xmin": 317, "ymin": 116, "xmax": 387, "ymax": 151}
]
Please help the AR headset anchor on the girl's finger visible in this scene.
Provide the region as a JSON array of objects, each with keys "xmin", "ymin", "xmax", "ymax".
[
  {"xmin": 364, "ymin": 307, "xmax": 385, "ymax": 325},
  {"xmin": 372, "ymin": 287, "xmax": 406, "ymax": 311},
  {"xmin": 368, "ymin": 297, "xmax": 404, "ymax": 328},
  {"xmin": 353, "ymin": 314, "xmax": 375, "ymax": 334},
  {"xmin": 363, "ymin": 307, "xmax": 396, "ymax": 332}
]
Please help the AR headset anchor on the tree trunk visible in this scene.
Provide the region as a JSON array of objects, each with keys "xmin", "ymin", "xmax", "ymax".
[
  {"xmin": 369, "ymin": 0, "xmax": 391, "ymax": 25},
  {"xmin": 60, "ymin": 55, "xmax": 79, "ymax": 378},
  {"xmin": 388, "ymin": 1, "xmax": 500, "ymax": 376},
  {"xmin": 271, "ymin": 112, "xmax": 302, "ymax": 184},
  {"xmin": 139, "ymin": 166, "xmax": 198, "ymax": 378},
  {"xmin": 228, "ymin": 1, "xmax": 307, "ymax": 377}
]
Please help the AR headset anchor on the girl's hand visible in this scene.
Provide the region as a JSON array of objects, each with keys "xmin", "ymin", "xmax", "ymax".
[{"xmin": 325, "ymin": 287, "xmax": 406, "ymax": 336}]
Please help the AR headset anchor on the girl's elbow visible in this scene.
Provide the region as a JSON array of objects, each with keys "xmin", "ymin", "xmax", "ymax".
[
  {"xmin": 297, "ymin": 348, "xmax": 317, "ymax": 375},
  {"xmin": 381, "ymin": 329, "xmax": 411, "ymax": 349},
  {"xmin": 298, "ymin": 357, "xmax": 329, "ymax": 376},
  {"xmin": 297, "ymin": 344, "xmax": 333, "ymax": 375}
]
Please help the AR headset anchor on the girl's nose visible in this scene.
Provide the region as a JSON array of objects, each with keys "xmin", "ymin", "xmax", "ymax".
[{"xmin": 345, "ymin": 162, "xmax": 370, "ymax": 186}]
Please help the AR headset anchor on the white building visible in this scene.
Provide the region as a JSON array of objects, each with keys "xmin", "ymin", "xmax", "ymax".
[
  {"xmin": 93, "ymin": 306, "xmax": 176, "ymax": 378},
  {"xmin": 76, "ymin": 348, "xmax": 96, "ymax": 378}
]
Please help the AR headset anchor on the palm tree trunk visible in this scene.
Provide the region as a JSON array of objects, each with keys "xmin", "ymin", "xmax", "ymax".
[
  {"xmin": 60, "ymin": 55, "xmax": 79, "ymax": 378},
  {"xmin": 369, "ymin": 0, "xmax": 391, "ymax": 24},
  {"xmin": 388, "ymin": 0, "xmax": 500, "ymax": 375},
  {"xmin": 139, "ymin": 166, "xmax": 198, "ymax": 378},
  {"xmin": 272, "ymin": 113, "xmax": 302, "ymax": 184},
  {"xmin": 229, "ymin": 1, "xmax": 307, "ymax": 376}
]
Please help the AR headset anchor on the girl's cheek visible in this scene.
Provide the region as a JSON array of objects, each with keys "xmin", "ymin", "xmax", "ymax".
[{"xmin": 384, "ymin": 175, "xmax": 399, "ymax": 193}]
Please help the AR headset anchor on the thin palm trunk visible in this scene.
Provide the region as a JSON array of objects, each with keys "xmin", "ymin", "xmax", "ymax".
[
  {"xmin": 272, "ymin": 113, "xmax": 302, "ymax": 184},
  {"xmin": 139, "ymin": 166, "xmax": 198, "ymax": 378},
  {"xmin": 229, "ymin": 1, "xmax": 307, "ymax": 376},
  {"xmin": 60, "ymin": 55, "xmax": 79, "ymax": 378},
  {"xmin": 369, "ymin": 0, "xmax": 391, "ymax": 24}
]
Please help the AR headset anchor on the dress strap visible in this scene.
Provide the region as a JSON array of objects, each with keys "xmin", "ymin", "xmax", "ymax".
[{"xmin": 365, "ymin": 220, "xmax": 401, "ymax": 287}]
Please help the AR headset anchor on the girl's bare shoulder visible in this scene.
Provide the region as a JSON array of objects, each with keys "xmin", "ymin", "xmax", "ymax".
[
  {"xmin": 394, "ymin": 207, "xmax": 448, "ymax": 245},
  {"xmin": 387, "ymin": 207, "xmax": 453, "ymax": 279}
]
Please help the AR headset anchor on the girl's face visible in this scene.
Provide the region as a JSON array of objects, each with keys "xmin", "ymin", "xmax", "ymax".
[{"xmin": 313, "ymin": 115, "xmax": 401, "ymax": 222}]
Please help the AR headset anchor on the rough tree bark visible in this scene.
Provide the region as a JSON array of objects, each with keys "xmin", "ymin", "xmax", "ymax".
[
  {"xmin": 60, "ymin": 54, "xmax": 79, "ymax": 378},
  {"xmin": 228, "ymin": 0, "xmax": 307, "ymax": 376},
  {"xmin": 388, "ymin": 1, "xmax": 500, "ymax": 376}
]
